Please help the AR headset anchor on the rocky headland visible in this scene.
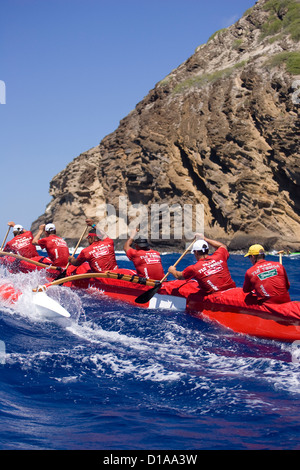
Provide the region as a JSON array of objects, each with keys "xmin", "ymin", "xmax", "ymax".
[{"xmin": 32, "ymin": 0, "xmax": 300, "ymax": 252}]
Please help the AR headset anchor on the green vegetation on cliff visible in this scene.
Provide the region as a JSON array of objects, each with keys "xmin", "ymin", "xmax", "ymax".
[
  {"xmin": 267, "ymin": 51, "xmax": 300, "ymax": 73},
  {"xmin": 172, "ymin": 61, "xmax": 247, "ymax": 94},
  {"xmin": 262, "ymin": 0, "xmax": 300, "ymax": 41}
]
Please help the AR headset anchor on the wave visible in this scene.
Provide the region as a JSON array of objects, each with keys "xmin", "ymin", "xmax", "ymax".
[{"xmin": 1, "ymin": 258, "xmax": 300, "ymax": 450}]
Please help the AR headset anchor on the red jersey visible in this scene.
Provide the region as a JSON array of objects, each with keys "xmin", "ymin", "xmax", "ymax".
[
  {"xmin": 4, "ymin": 231, "xmax": 39, "ymax": 258},
  {"xmin": 182, "ymin": 246, "xmax": 236, "ymax": 295},
  {"xmin": 76, "ymin": 238, "xmax": 118, "ymax": 272},
  {"xmin": 126, "ymin": 247, "xmax": 164, "ymax": 280},
  {"xmin": 243, "ymin": 259, "xmax": 290, "ymax": 303},
  {"xmin": 38, "ymin": 234, "xmax": 69, "ymax": 267}
]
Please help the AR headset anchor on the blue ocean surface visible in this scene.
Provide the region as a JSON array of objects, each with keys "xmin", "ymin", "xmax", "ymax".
[{"xmin": 0, "ymin": 252, "xmax": 300, "ymax": 451}]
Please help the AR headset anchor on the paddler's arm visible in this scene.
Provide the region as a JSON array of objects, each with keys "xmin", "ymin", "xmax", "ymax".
[
  {"xmin": 123, "ymin": 228, "xmax": 138, "ymax": 253},
  {"xmin": 86, "ymin": 218, "xmax": 108, "ymax": 240},
  {"xmin": 32, "ymin": 224, "xmax": 46, "ymax": 245},
  {"xmin": 68, "ymin": 248, "xmax": 86, "ymax": 266},
  {"xmin": 6, "ymin": 221, "xmax": 28, "ymax": 233},
  {"xmin": 2, "ymin": 222, "xmax": 16, "ymax": 252},
  {"xmin": 68, "ymin": 255, "xmax": 82, "ymax": 266},
  {"xmin": 168, "ymin": 265, "xmax": 185, "ymax": 280},
  {"xmin": 242, "ymin": 272, "xmax": 252, "ymax": 293},
  {"xmin": 195, "ymin": 233, "xmax": 227, "ymax": 250}
]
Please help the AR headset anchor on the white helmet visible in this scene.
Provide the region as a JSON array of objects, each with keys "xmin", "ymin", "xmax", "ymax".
[
  {"xmin": 191, "ymin": 239, "xmax": 209, "ymax": 254},
  {"xmin": 45, "ymin": 223, "xmax": 56, "ymax": 232},
  {"xmin": 13, "ymin": 224, "xmax": 24, "ymax": 234}
]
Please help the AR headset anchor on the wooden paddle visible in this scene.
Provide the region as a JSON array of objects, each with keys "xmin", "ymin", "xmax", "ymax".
[
  {"xmin": 0, "ymin": 250, "xmax": 59, "ymax": 270},
  {"xmin": 134, "ymin": 237, "xmax": 196, "ymax": 304},
  {"xmin": 53, "ymin": 225, "xmax": 89, "ymax": 280},
  {"xmin": 278, "ymin": 250, "xmax": 284, "ymax": 265},
  {"xmin": 1, "ymin": 226, "xmax": 11, "ymax": 250}
]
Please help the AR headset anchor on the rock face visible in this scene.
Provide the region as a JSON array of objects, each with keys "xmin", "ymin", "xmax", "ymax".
[{"xmin": 32, "ymin": 0, "xmax": 300, "ymax": 251}]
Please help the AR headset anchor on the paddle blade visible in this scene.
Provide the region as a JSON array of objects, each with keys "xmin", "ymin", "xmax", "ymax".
[
  {"xmin": 134, "ymin": 284, "xmax": 161, "ymax": 304},
  {"xmin": 53, "ymin": 269, "xmax": 67, "ymax": 281},
  {"xmin": 32, "ymin": 291, "xmax": 71, "ymax": 318}
]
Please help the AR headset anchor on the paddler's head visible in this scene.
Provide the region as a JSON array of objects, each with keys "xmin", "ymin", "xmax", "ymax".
[
  {"xmin": 45, "ymin": 223, "xmax": 56, "ymax": 235},
  {"xmin": 191, "ymin": 239, "xmax": 209, "ymax": 260},
  {"xmin": 12, "ymin": 224, "xmax": 24, "ymax": 235},
  {"xmin": 134, "ymin": 237, "xmax": 150, "ymax": 251},
  {"xmin": 86, "ymin": 230, "xmax": 100, "ymax": 244},
  {"xmin": 244, "ymin": 244, "xmax": 265, "ymax": 265}
]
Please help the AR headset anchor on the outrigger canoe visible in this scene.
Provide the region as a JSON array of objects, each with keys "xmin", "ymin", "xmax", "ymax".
[
  {"xmin": 32, "ymin": 267, "xmax": 300, "ymax": 343},
  {"xmin": 1, "ymin": 252, "xmax": 300, "ymax": 341}
]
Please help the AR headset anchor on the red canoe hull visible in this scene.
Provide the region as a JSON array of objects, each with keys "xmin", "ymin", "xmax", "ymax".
[
  {"xmin": 59, "ymin": 273, "xmax": 300, "ymax": 342},
  {"xmin": 0, "ymin": 283, "xmax": 22, "ymax": 304},
  {"xmin": 1, "ymin": 267, "xmax": 300, "ymax": 342},
  {"xmin": 190, "ymin": 307, "xmax": 300, "ymax": 342},
  {"xmin": 185, "ymin": 287, "xmax": 300, "ymax": 342}
]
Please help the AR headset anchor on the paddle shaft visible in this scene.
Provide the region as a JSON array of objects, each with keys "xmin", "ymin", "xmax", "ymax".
[
  {"xmin": 73, "ymin": 225, "xmax": 89, "ymax": 254},
  {"xmin": 65, "ymin": 225, "xmax": 89, "ymax": 270},
  {"xmin": 1, "ymin": 226, "xmax": 11, "ymax": 250},
  {"xmin": 159, "ymin": 238, "xmax": 196, "ymax": 284},
  {"xmin": 278, "ymin": 250, "xmax": 284, "ymax": 265},
  {"xmin": 0, "ymin": 250, "xmax": 58, "ymax": 269}
]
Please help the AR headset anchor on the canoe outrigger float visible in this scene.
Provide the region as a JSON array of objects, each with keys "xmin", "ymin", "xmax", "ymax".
[
  {"xmin": 0, "ymin": 250, "xmax": 70, "ymax": 319},
  {"xmin": 0, "ymin": 281, "xmax": 71, "ymax": 319},
  {"xmin": 0, "ymin": 250, "xmax": 300, "ymax": 341}
]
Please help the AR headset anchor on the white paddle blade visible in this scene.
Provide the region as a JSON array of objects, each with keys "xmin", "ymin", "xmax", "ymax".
[{"xmin": 32, "ymin": 291, "xmax": 71, "ymax": 318}]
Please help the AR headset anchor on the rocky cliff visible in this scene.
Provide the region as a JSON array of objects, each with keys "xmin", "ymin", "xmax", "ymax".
[{"xmin": 32, "ymin": 0, "xmax": 300, "ymax": 251}]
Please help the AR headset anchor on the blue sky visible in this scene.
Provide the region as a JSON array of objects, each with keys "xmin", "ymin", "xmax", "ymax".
[{"xmin": 0, "ymin": 0, "xmax": 255, "ymax": 241}]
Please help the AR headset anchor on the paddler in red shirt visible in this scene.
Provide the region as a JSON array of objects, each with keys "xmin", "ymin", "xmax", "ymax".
[
  {"xmin": 32, "ymin": 223, "xmax": 70, "ymax": 267},
  {"xmin": 68, "ymin": 220, "xmax": 118, "ymax": 273},
  {"xmin": 124, "ymin": 228, "xmax": 165, "ymax": 280},
  {"xmin": 168, "ymin": 234, "xmax": 236, "ymax": 295},
  {"xmin": 243, "ymin": 244, "xmax": 291, "ymax": 304},
  {"xmin": 3, "ymin": 222, "xmax": 39, "ymax": 258}
]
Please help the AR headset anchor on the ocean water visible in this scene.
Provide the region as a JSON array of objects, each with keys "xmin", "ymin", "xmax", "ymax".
[{"xmin": 0, "ymin": 252, "xmax": 300, "ymax": 452}]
